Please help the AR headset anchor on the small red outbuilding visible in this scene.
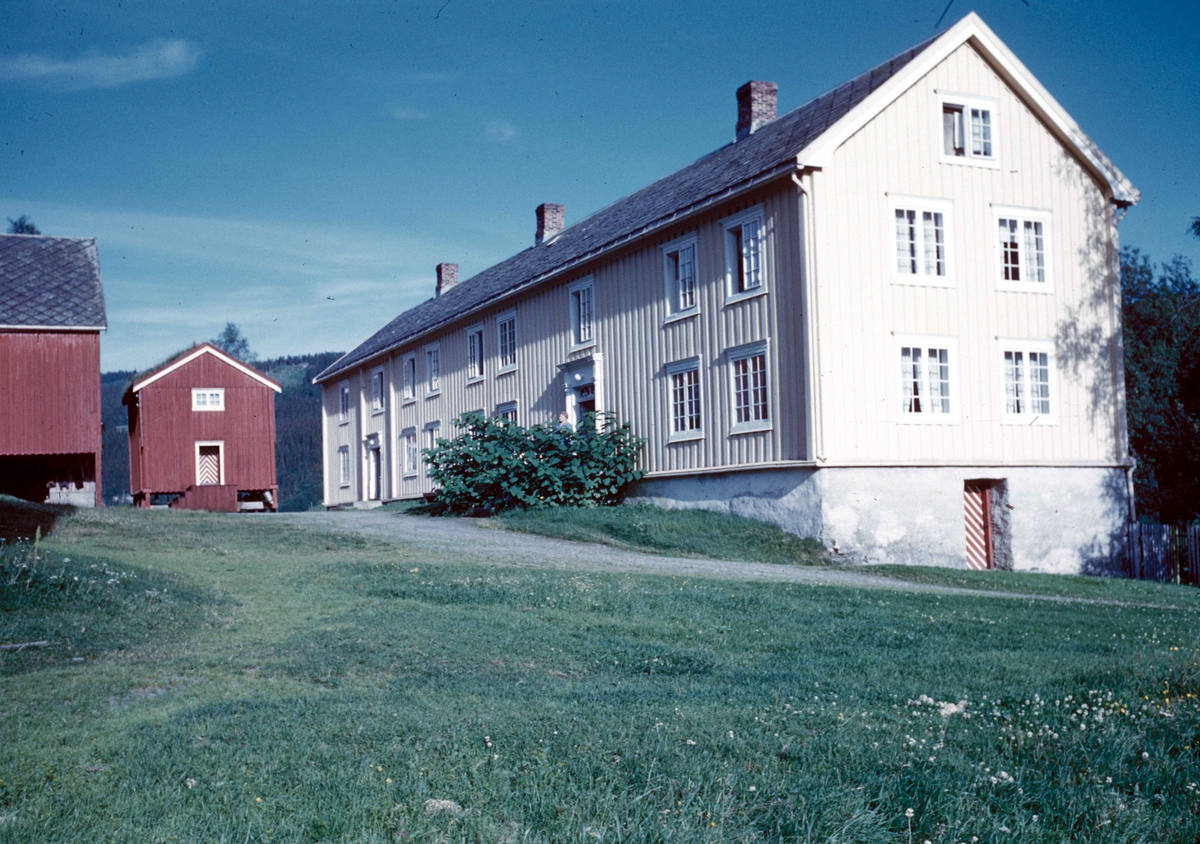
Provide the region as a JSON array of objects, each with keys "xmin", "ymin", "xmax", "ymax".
[{"xmin": 125, "ymin": 344, "xmax": 282, "ymax": 512}]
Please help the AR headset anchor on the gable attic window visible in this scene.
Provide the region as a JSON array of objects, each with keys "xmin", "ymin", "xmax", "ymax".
[
  {"xmin": 401, "ymin": 354, "xmax": 417, "ymax": 402},
  {"xmin": 497, "ymin": 309, "xmax": 518, "ymax": 372},
  {"xmin": 722, "ymin": 206, "xmax": 766, "ymax": 301},
  {"xmin": 466, "ymin": 324, "xmax": 485, "ymax": 382},
  {"xmin": 370, "ymin": 367, "xmax": 385, "ymax": 413},
  {"xmin": 191, "ymin": 388, "xmax": 225, "ymax": 411},
  {"xmin": 938, "ymin": 92, "xmax": 998, "ymax": 167},
  {"xmin": 897, "ymin": 336, "xmax": 958, "ymax": 423},
  {"xmin": 661, "ymin": 233, "xmax": 699, "ymax": 319},
  {"xmin": 568, "ymin": 277, "xmax": 595, "ymax": 349},
  {"xmin": 338, "ymin": 381, "xmax": 350, "ymax": 423}
]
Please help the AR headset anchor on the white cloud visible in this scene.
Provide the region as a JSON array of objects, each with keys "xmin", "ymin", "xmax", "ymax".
[
  {"xmin": 0, "ymin": 39, "xmax": 202, "ymax": 91},
  {"xmin": 389, "ymin": 107, "xmax": 430, "ymax": 120},
  {"xmin": 485, "ymin": 120, "xmax": 517, "ymax": 141}
]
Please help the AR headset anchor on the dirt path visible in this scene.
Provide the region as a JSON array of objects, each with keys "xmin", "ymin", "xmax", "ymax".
[{"xmin": 279, "ymin": 510, "xmax": 1188, "ymax": 610}]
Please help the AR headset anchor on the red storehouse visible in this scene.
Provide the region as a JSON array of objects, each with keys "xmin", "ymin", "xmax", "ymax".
[
  {"xmin": 0, "ymin": 234, "xmax": 107, "ymax": 507},
  {"xmin": 125, "ymin": 344, "xmax": 282, "ymax": 511}
]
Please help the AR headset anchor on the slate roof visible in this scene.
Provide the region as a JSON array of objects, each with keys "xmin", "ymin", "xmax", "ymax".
[
  {"xmin": 0, "ymin": 234, "xmax": 107, "ymax": 329},
  {"xmin": 316, "ymin": 32, "xmax": 942, "ymax": 384}
]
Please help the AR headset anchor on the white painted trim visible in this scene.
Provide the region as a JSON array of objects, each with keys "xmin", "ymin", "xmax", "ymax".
[
  {"xmin": 660, "ymin": 231, "xmax": 700, "ymax": 320},
  {"xmin": 321, "ymin": 385, "xmax": 331, "ymax": 505},
  {"xmin": 664, "ymin": 355, "xmax": 704, "ymax": 443},
  {"xmin": 726, "ymin": 340, "xmax": 772, "ymax": 435},
  {"xmin": 465, "ymin": 322, "xmax": 486, "ymax": 383},
  {"xmin": 885, "ymin": 194, "xmax": 955, "ymax": 288},
  {"xmin": 401, "ymin": 427, "xmax": 419, "ymax": 478},
  {"xmin": 567, "ymin": 275, "xmax": 596, "ymax": 351},
  {"xmin": 424, "ymin": 342, "xmax": 442, "ymax": 396},
  {"xmin": 997, "ymin": 337, "xmax": 1058, "ymax": 425},
  {"xmin": 400, "ymin": 353, "xmax": 418, "ymax": 404},
  {"xmin": 721, "ymin": 205, "xmax": 767, "ymax": 302},
  {"xmin": 194, "ymin": 440, "xmax": 225, "ymax": 487},
  {"xmin": 132, "ymin": 345, "xmax": 281, "ymax": 394},
  {"xmin": 894, "ymin": 333, "xmax": 961, "ymax": 424},
  {"xmin": 338, "ymin": 380, "xmax": 351, "ymax": 424},
  {"xmin": 935, "ymin": 90, "xmax": 1000, "ymax": 169},
  {"xmin": 794, "ymin": 12, "xmax": 1137, "ymax": 204},
  {"xmin": 369, "ymin": 366, "xmax": 387, "ymax": 415}
]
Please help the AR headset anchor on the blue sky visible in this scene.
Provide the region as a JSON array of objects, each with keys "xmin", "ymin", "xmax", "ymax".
[{"xmin": 3, "ymin": 0, "xmax": 1197, "ymax": 371}]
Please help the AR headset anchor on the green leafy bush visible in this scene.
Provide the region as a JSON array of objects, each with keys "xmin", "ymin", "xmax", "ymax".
[{"xmin": 425, "ymin": 412, "xmax": 645, "ymax": 512}]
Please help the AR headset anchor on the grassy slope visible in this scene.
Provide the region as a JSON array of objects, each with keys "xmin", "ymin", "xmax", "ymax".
[
  {"xmin": 486, "ymin": 504, "xmax": 828, "ymax": 566},
  {"xmin": 1, "ymin": 508, "xmax": 1199, "ymax": 843}
]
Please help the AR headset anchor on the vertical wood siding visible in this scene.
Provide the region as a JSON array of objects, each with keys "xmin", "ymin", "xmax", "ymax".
[
  {"xmin": 0, "ymin": 331, "xmax": 102, "ymax": 457},
  {"xmin": 814, "ymin": 42, "xmax": 1122, "ymax": 465},
  {"xmin": 129, "ymin": 354, "xmax": 277, "ymax": 495},
  {"xmin": 321, "ymin": 182, "xmax": 809, "ymax": 503}
]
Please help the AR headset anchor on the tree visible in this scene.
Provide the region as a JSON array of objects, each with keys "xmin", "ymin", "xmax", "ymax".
[
  {"xmin": 7, "ymin": 215, "xmax": 40, "ymax": 235},
  {"xmin": 211, "ymin": 322, "xmax": 254, "ymax": 362},
  {"xmin": 1121, "ymin": 247, "xmax": 1200, "ymax": 523},
  {"xmin": 1190, "ymin": 216, "xmax": 1200, "ymax": 241}
]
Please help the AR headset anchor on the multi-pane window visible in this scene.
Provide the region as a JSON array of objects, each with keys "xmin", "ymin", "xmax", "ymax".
[
  {"xmin": 663, "ymin": 237, "xmax": 698, "ymax": 314},
  {"xmin": 401, "ymin": 355, "xmax": 416, "ymax": 401},
  {"xmin": 191, "ymin": 388, "xmax": 225, "ymax": 411},
  {"xmin": 730, "ymin": 348, "xmax": 769, "ymax": 428},
  {"xmin": 1003, "ymin": 348, "xmax": 1052, "ymax": 417},
  {"xmin": 425, "ymin": 346, "xmax": 440, "ymax": 392},
  {"xmin": 942, "ymin": 100, "xmax": 994, "ymax": 162},
  {"xmin": 497, "ymin": 313, "xmax": 517, "ymax": 369},
  {"xmin": 900, "ymin": 346, "xmax": 952, "ymax": 416},
  {"xmin": 998, "ymin": 218, "xmax": 1046, "ymax": 284},
  {"xmin": 467, "ymin": 326, "xmax": 485, "ymax": 380},
  {"xmin": 370, "ymin": 369, "xmax": 384, "ymax": 412},
  {"xmin": 670, "ymin": 367, "xmax": 702, "ymax": 435},
  {"xmin": 724, "ymin": 210, "xmax": 765, "ymax": 296},
  {"xmin": 496, "ymin": 402, "xmax": 518, "ymax": 423},
  {"xmin": 569, "ymin": 279, "xmax": 594, "ymax": 346},
  {"xmin": 402, "ymin": 430, "xmax": 419, "ymax": 476},
  {"xmin": 894, "ymin": 209, "xmax": 946, "ymax": 277},
  {"xmin": 425, "ymin": 423, "xmax": 440, "ymax": 454},
  {"xmin": 338, "ymin": 446, "xmax": 350, "ymax": 486},
  {"xmin": 338, "ymin": 382, "xmax": 350, "ymax": 422}
]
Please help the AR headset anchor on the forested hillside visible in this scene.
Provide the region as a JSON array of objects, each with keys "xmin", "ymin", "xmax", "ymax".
[{"xmin": 100, "ymin": 351, "xmax": 342, "ymax": 512}]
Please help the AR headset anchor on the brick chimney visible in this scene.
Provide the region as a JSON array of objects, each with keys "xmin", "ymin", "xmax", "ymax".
[
  {"xmin": 736, "ymin": 81, "xmax": 778, "ymax": 140},
  {"xmin": 435, "ymin": 262, "xmax": 458, "ymax": 297},
  {"xmin": 535, "ymin": 203, "xmax": 565, "ymax": 245}
]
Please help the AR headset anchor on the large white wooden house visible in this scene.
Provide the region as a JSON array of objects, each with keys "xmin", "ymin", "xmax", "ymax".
[{"xmin": 315, "ymin": 13, "xmax": 1138, "ymax": 573}]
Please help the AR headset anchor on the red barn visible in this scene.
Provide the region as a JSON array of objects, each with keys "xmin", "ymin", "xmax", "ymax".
[
  {"xmin": 125, "ymin": 343, "xmax": 282, "ymax": 512},
  {"xmin": 0, "ymin": 234, "xmax": 106, "ymax": 507}
]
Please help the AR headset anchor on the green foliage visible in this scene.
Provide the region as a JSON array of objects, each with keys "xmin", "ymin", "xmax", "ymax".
[
  {"xmin": 492, "ymin": 503, "xmax": 828, "ymax": 565},
  {"xmin": 211, "ymin": 321, "xmax": 254, "ymax": 361},
  {"xmin": 425, "ymin": 412, "xmax": 645, "ymax": 512},
  {"xmin": 6, "ymin": 214, "xmax": 39, "ymax": 234},
  {"xmin": 1121, "ymin": 247, "xmax": 1200, "ymax": 523}
]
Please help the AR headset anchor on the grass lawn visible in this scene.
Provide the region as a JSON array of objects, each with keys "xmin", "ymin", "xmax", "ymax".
[{"xmin": 2, "ymin": 506, "xmax": 1199, "ymax": 843}]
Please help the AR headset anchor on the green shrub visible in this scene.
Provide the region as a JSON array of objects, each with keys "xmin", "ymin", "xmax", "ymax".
[{"xmin": 425, "ymin": 412, "xmax": 645, "ymax": 512}]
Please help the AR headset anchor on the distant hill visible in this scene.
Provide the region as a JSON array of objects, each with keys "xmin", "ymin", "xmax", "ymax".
[{"xmin": 100, "ymin": 351, "xmax": 343, "ymax": 512}]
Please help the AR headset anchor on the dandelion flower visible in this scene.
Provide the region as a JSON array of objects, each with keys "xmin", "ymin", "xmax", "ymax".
[{"xmin": 905, "ymin": 808, "xmax": 914, "ymax": 819}]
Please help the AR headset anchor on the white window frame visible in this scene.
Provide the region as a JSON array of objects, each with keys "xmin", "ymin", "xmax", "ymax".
[
  {"xmin": 726, "ymin": 341, "xmax": 771, "ymax": 435},
  {"xmin": 191, "ymin": 388, "xmax": 225, "ymax": 411},
  {"xmin": 722, "ymin": 205, "xmax": 768, "ymax": 303},
  {"xmin": 661, "ymin": 232, "xmax": 700, "ymax": 321},
  {"xmin": 665, "ymin": 356, "xmax": 704, "ymax": 442},
  {"xmin": 895, "ymin": 334, "xmax": 960, "ymax": 424},
  {"xmin": 936, "ymin": 91, "xmax": 999, "ymax": 169},
  {"xmin": 568, "ymin": 276, "xmax": 595, "ymax": 351},
  {"xmin": 338, "ymin": 445, "xmax": 351, "ymax": 487},
  {"xmin": 998, "ymin": 338, "xmax": 1057, "ymax": 425},
  {"xmin": 401, "ymin": 428, "xmax": 419, "ymax": 477},
  {"xmin": 338, "ymin": 381, "xmax": 350, "ymax": 424},
  {"xmin": 992, "ymin": 204, "xmax": 1053, "ymax": 293},
  {"xmin": 370, "ymin": 367, "xmax": 386, "ymax": 414},
  {"xmin": 424, "ymin": 421, "xmax": 441, "ymax": 455},
  {"xmin": 496, "ymin": 309, "xmax": 518, "ymax": 373},
  {"xmin": 465, "ymin": 323, "xmax": 485, "ymax": 383},
  {"xmin": 495, "ymin": 401, "xmax": 518, "ymax": 423},
  {"xmin": 886, "ymin": 194, "xmax": 954, "ymax": 287},
  {"xmin": 424, "ymin": 343, "xmax": 441, "ymax": 396},
  {"xmin": 195, "ymin": 440, "xmax": 225, "ymax": 486},
  {"xmin": 401, "ymin": 354, "xmax": 417, "ymax": 403}
]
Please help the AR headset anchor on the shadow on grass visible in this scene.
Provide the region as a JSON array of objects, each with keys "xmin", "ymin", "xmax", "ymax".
[{"xmin": 0, "ymin": 494, "xmax": 72, "ymax": 543}]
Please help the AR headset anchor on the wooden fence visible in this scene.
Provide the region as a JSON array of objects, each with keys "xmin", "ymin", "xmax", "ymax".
[{"xmin": 1127, "ymin": 523, "xmax": 1200, "ymax": 585}]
